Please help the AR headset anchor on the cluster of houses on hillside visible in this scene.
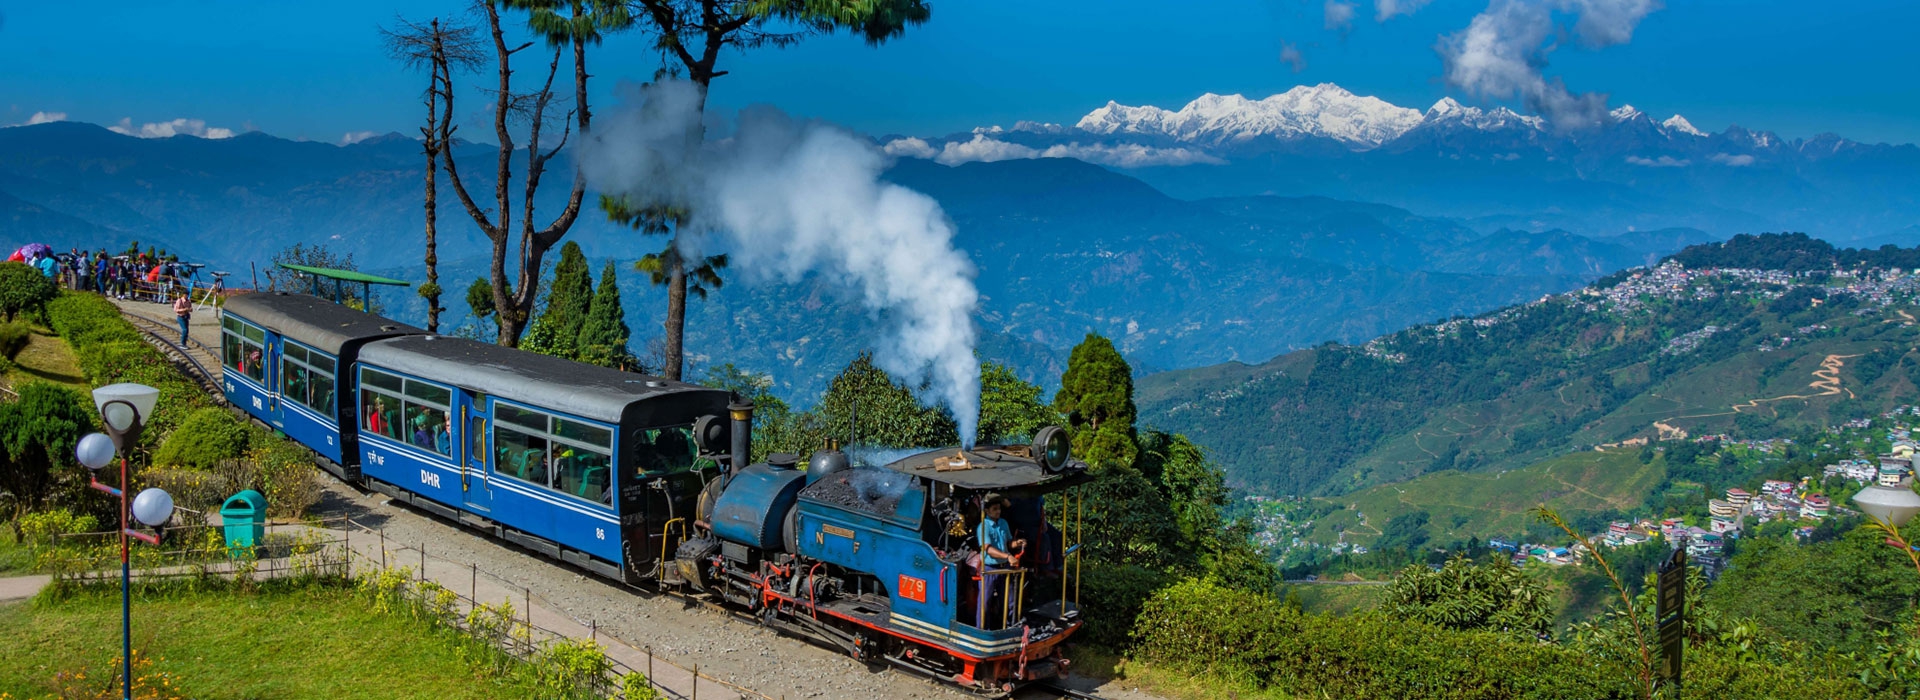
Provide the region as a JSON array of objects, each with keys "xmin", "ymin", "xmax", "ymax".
[{"xmin": 1578, "ymin": 260, "xmax": 1920, "ymax": 316}]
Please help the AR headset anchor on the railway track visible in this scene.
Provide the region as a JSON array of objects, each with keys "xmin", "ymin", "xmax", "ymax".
[{"xmin": 117, "ymin": 310, "xmax": 222, "ymax": 394}]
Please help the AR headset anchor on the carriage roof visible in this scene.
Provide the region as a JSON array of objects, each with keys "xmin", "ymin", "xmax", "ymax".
[
  {"xmin": 221, "ymin": 292, "xmax": 423, "ymax": 354},
  {"xmin": 358, "ymin": 334, "xmax": 727, "ymax": 425}
]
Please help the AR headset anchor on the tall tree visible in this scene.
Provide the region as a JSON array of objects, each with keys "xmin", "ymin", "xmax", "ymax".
[
  {"xmin": 605, "ymin": 203, "xmax": 725, "ymax": 380},
  {"xmin": 603, "ymin": 0, "xmax": 931, "ymax": 380},
  {"xmin": 577, "ymin": 260, "xmax": 633, "ymax": 368},
  {"xmin": 522, "ymin": 241, "xmax": 594, "ymax": 359},
  {"xmin": 443, "ymin": 1, "xmax": 621, "ymax": 346},
  {"xmin": 1054, "ymin": 332, "xmax": 1138, "ymax": 469},
  {"xmin": 381, "ymin": 17, "xmax": 484, "ymax": 333},
  {"xmin": 976, "ymin": 362, "xmax": 1059, "ymax": 445}
]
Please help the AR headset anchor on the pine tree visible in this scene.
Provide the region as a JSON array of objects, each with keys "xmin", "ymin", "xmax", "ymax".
[
  {"xmin": 576, "ymin": 260, "xmax": 631, "ymax": 369},
  {"xmin": 1054, "ymin": 332, "xmax": 1138, "ymax": 469},
  {"xmin": 522, "ymin": 242, "xmax": 593, "ymax": 359}
]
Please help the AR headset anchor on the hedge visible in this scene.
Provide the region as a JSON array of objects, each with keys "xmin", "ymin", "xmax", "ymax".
[
  {"xmin": 45, "ymin": 293, "xmax": 214, "ymax": 440},
  {"xmin": 1133, "ymin": 578, "xmax": 1871, "ymax": 700}
]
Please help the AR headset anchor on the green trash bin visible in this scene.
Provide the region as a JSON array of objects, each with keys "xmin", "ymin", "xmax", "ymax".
[{"xmin": 220, "ymin": 490, "xmax": 267, "ymax": 556}]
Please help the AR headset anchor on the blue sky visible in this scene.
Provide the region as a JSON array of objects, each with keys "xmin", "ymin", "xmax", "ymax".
[{"xmin": 5, "ymin": 0, "xmax": 1919, "ymax": 144}]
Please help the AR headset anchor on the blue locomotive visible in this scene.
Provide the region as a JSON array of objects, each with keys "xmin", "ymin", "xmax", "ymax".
[{"xmin": 217, "ymin": 293, "xmax": 1089, "ymax": 692}]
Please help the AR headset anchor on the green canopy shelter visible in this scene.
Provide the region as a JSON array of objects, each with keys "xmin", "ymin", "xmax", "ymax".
[{"xmin": 276, "ymin": 263, "xmax": 410, "ymax": 310}]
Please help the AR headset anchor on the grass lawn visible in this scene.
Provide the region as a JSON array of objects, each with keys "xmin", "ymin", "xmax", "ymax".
[
  {"xmin": 0, "ymin": 583, "xmax": 541, "ymax": 699},
  {"xmin": 2, "ymin": 325, "xmax": 86, "ymax": 392}
]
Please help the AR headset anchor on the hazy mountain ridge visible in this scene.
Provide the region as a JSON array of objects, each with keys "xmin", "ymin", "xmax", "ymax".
[
  {"xmin": 1, "ymin": 121, "xmax": 1717, "ymax": 403},
  {"xmin": 1138, "ymin": 235, "xmax": 1920, "ymax": 496}
]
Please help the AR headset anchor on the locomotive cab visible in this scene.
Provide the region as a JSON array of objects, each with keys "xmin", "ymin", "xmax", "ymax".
[{"xmin": 675, "ymin": 426, "xmax": 1091, "ymax": 693}]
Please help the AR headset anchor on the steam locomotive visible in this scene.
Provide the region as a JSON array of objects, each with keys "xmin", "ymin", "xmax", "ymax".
[{"xmin": 217, "ymin": 292, "xmax": 1089, "ymax": 693}]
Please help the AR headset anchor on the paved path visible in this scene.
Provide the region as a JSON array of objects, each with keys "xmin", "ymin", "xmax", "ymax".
[{"xmin": 0, "ymin": 575, "xmax": 51, "ymax": 602}]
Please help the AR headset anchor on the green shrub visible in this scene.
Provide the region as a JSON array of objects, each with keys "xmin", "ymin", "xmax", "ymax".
[
  {"xmin": 154, "ymin": 408, "xmax": 251, "ymax": 469},
  {"xmin": 47, "ymin": 292, "xmax": 213, "ymax": 440},
  {"xmin": 252, "ymin": 437, "xmax": 322, "ymax": 519},
  {"xmin": 1381, "ymin": 556, "xmax": 1554, "ymax": 637},
  {"xmin": 1134, "ymin": 578, "xmax": 1626, "ymax": 699},
  {"xmin": 16, "ymin": 508, "xmax": 100, "ymax": 546},
  {"xmin": 0, "ymin": 262, "xmax": 57, "ymax": 323},
  {"xmin": 1077, "ymin": 560, "xmax": 1172, "ymax": 650},
  {"xmin": 0, "ymin": 321, "xmax": 31, "ymax": 360}
]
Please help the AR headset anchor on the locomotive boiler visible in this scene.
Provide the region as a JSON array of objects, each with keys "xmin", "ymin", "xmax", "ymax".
[{"xmin": 672, "ymin": 412, "xmax": 1091, "ymax": 694}]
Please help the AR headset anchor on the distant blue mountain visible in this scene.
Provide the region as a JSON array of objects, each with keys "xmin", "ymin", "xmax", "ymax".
[{"xmin": 0, "ymin": 120, "xmax": 1723, "ymax": 402}]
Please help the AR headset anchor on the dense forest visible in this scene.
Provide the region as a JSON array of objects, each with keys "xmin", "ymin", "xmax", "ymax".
[{"xmin": 1670, "ymin": 232, "xmax": 1920, "ymax": 273}]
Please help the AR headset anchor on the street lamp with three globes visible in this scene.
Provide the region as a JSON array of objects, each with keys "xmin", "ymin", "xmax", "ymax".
[{"xmin": 77, "ymin": 382, "xmax": 171, "ymax": 700}]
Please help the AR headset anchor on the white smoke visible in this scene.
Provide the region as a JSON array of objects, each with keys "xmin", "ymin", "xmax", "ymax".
[
  {"xmin": 1438, "ymin": 0, "xmax": 1661, "ymax": 130},
  {"xmin": 580, "ymin": 81, "xmax": 983, "ymax": 445}
]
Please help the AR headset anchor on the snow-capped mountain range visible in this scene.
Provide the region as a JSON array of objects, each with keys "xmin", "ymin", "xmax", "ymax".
[
  {"xmin": 894, "ymin": 83, "xmax": 1733, "ymax": 159},
  {"xmin": 881, "ymin": 82, "xmax": 1920, "ymax": 244}
]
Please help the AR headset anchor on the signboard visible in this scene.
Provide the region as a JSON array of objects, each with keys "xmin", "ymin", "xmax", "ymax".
[{"xmin": 1655, "ymin": 548, "xmax": 1688, "ymax": 685}]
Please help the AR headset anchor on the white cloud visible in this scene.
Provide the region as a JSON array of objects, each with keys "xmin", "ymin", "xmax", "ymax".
[
  {"xmin": 881, "ymin": 137, "xmax": 938, "ymax": 159},
  {"xmin": 1709, "ymin": 152, "xmax": 1755, "ymax": 167},
  {"xmin": 1626, "ymin": 155, "xmax": 1688, "ymax": 167},
  {"xmin": 1376, "ymin": 0, "xmax": 1434, "ymax": 20},
  {"xmin": 340, "ymin": 131, "xmax": 380, "ymax": 145},
  {"xmin": 1039, "ymin": 142, "xmax": 1226, "ymax": 168},
  {"xmin": 2, "ymin": 111, "xmax": 67, "ymax": 128},
  {"xmin": 1280, "ymin": 43, "xmax": 1307, "ymax": 72},
  {"xmin": 917, "ymin": 134, "xmax": 1224, "ymax": 168},
  {"xmin": 1325, "ymin": 0, "xmax": 1356, "ymax": 30},
  {"xmin": 934, "ymin": 134, "xmax": 1038, "ymax": 165},
  {"xmin": 1439, "ymin": 0, "xmax": 1661, "ymax": 130},
  {"xmin": 108, "ymin": 117, "xmax": 237, "ymax": 139}
]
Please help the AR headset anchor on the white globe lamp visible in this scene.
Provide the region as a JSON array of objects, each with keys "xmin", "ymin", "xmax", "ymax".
[
  {"xmin": 75, "ymin": 433, "xmax": 116, "ymax": 471},
  {"xmin": 131, "ymin": 489, "xmax": 174, "ymax": 528}
]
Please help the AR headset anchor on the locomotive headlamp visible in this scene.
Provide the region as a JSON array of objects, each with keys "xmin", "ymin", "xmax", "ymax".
[
  {"xmin": 1033, "ymin": 425, "xmax": 1071, "ymax": 472},
  {"xmin": 692, "ymin": 414, "xmax": 730, "ymax": 455}
]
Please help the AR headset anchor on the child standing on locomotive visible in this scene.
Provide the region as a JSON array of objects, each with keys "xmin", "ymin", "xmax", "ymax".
[{"xmin": 976, "ymin": 493, "xmax": 1026, "ymax": 629}]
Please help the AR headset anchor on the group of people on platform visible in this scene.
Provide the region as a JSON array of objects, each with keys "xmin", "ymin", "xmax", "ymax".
[{"xmin": 9, "ymin": 247, "xmax": 214, "ymax": 304}]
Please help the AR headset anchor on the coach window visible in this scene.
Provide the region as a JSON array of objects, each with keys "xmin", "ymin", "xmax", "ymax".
[
  {"xmin": 633, "ymin": 426, "xmax": 714, "ymax": 476},
  {"xmin": 220, "ymin": 316, "xmax": 267, "ymax": 383},
  {"xmin": 491, "ymin": 403, "xmax": 614, "ymax": 504},
  {"xmin": 279, "ymin": 341, "xmax": 337, "ymax": 415},
  {"xmin": 357, "ymin": 367, "xmax": 405, "ymax": 442}
]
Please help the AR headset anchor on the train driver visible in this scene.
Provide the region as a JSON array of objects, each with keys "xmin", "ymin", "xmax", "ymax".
[{"xmin": 976, "ymin": 493, "xmax": 1026, "ymax": 629}]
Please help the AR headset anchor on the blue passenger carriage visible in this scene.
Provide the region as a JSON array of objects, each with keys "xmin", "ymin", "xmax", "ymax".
[
  {"xmin": 219, "ymin": 293, "xmax": 421, "ymax": 477},
  {"xmin": 353, "ymin": 335, "xmax": 730, "ymax": 581}
]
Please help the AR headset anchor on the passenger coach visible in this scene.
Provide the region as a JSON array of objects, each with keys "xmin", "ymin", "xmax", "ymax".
[
  {"xmin": 352, "ymin": 334, "xmax": 729, "ymax": 581},
  {"xmin": 219, "ymin": 293, "xmax": 422, "ymax": 476}
]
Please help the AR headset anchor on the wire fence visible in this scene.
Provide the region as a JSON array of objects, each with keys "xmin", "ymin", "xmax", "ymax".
[
  {"xmin": 336, "ymin": 516, "xmax": 775, "ymax": 700},
  {"xmin": 41, "ymin": 517, "xmax": 773, "ymax": 700}
]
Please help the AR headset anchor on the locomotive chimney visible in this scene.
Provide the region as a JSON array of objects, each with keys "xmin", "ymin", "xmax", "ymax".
[{"xmin": 728, "ymin": 400, "xmax": 755, "ymax": 483}]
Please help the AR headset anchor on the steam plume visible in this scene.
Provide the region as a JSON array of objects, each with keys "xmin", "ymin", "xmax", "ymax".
[{"xmin": 579, "ymin": 81, "xmax": 983, "ymax": 445}]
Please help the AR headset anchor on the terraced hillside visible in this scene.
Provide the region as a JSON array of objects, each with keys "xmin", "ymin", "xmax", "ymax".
[{"xmin": 1139, "ymin": 235, "xmax": 1920, "ymax": 496}]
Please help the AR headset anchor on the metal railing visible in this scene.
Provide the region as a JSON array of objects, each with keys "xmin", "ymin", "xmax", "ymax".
[
  {"xmin": 38, "ymin": 517, "xmax": 774, "ymax": 700},
  {"xmin": 340, "ymin": 517, "xmax": 774, "ymax": 700}
]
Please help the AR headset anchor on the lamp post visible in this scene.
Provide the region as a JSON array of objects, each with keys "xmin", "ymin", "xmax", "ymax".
[
  {"xmin": 78, "ymin": 382, "xmax": 169, "ymax": 700},
  {"xmin": 1854, "ymin": 478, "xmax": 1920, "ymax": 584}
]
